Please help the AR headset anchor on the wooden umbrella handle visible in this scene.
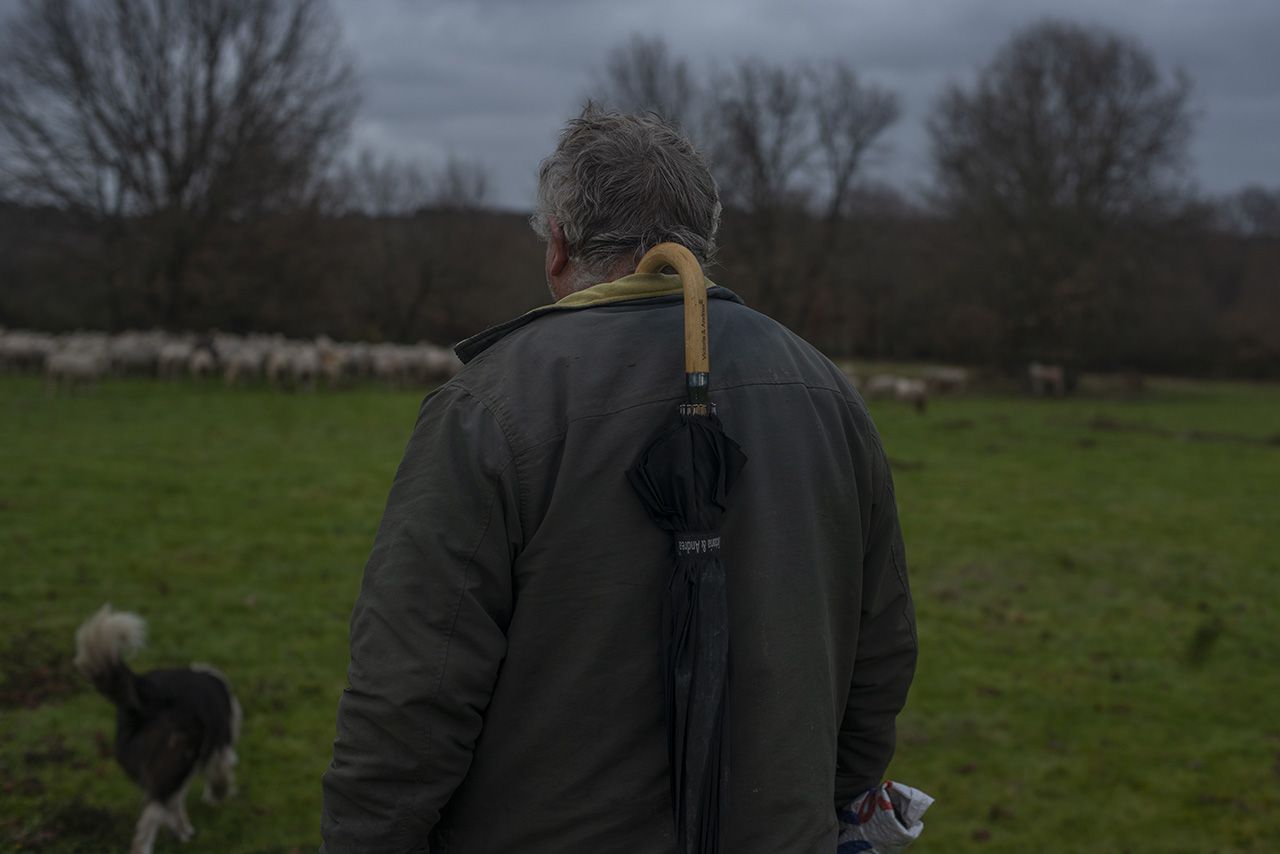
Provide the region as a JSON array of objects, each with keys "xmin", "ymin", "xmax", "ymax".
[{"xmin": 636, "ymin": 242, "xmax": 709, "ymax": 377}]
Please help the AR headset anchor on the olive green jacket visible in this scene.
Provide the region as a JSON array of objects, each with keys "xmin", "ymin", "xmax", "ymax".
[{"xmin": 321, "ymin": 276, "xmax": 917, "ymax": 853}]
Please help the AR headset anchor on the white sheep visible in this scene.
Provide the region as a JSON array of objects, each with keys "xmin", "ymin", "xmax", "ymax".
[
  {"xmin": 265, "ymin": 343, "xmax": 319, "ymax": 391},
  {"xmin": 0, "ymin": 330, "xmax": 57, "ymax": 372},
  {"xmin": 894, "ymin": 377, "xmax": 928, "ymax": 413},
  {"xmin": 370, "ymin": 344, "xmax": 408, "ymax": 387},
  {"xmin": 290, "ymin": 344, "xmax": 320, "ymax": 390},
  {"xmin": 7, "ymin": 328, "xmax": 465, "ymax": 392},
  {"xmin": 46, "ymin": 348, "xmax": 106, "ymax": 391},
  {"xmin": 923, "ymin": 366, "xmax": 969, "ymax": 395},
  {"xmin": 865, "ymin": 374, "xmax": 899, "ymax": 398},
  {"xmin": 158, "ymin": 340, "xmax": 194, "ymax": 380},
  {"xmin": 188, "ymin": 348, "xmax": 218, "ymax": 379},
  {"xmin": 1028, "ymin": 362, "xmax": 1066, "ymax": 396},
  {"xmin": 223, "ymin": 345, "xmax": 266, "ymax": 385},
  {"xmin": 109, "ymin": 331, "xmax": 163, "ymax": 377}
]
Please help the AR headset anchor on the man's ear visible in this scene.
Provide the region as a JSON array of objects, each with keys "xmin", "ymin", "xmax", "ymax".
[{"xmin": 547, "ymin": 219, "xmax": 569, "ymax": 277}]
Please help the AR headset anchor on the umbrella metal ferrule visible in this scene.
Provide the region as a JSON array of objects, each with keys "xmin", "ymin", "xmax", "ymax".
[
  {"xmin": 686, "ymin": 371, "xmax": 710, "ymax": 402},
  {"xmin": 682, "ymin": 371, "xmax": 713, "ymax": 416}
]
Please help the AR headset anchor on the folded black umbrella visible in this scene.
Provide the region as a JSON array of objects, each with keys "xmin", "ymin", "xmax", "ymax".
[{"xmin": 627, "ymin": 243, "xmax": 747, "ymax": 854}]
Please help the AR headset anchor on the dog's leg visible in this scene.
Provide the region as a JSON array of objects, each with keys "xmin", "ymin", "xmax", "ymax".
[
  {"xmin": 131, "ymin": 801, "xmax": 167, "ymax": 854},
  {"xmin": 203, "ymin": 746, "xmax": 239, "ymax": 804},
  {"xmin": 166, "ymin": 776, "xmax": 195, "ymax": 842}
]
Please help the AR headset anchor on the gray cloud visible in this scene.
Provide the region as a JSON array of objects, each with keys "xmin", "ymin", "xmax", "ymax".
[{"xmin": 334, "ymin": 0, "xmax": 1280, "ymax": 209}]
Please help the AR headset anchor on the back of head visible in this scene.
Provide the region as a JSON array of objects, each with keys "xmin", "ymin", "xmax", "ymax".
[{"xmin": 531, "ymin": 106, "xmax": 721, "ymax": 290}]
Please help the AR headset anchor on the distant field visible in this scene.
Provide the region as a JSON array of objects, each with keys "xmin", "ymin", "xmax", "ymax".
[{"xmin": 1, "ymin": 376, "xmax": 1277, "ymax": 852}]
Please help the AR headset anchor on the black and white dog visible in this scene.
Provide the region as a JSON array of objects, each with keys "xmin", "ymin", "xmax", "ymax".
[{"xmin": 74, "ymin": 605, "xmax": 242, "ymax": 854}]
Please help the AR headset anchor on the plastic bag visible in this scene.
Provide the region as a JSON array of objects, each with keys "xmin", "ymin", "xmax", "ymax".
[{"xmin": 836, "ymin": 780, "xmax": 934, "ymax": 853}]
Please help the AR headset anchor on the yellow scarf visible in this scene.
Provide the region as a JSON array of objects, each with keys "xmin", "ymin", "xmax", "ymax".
[{"xmin": 545, "ymin": 272, "xmax": 716, "ymax": 311}]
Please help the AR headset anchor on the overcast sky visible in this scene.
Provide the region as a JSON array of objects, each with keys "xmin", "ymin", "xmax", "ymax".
[{"xmin": 333, "ymin": 0, "xmax": 1280, "ymax": 210}]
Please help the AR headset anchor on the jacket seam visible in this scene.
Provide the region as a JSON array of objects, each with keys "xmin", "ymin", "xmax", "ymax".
[
  {"xmin": 507, "ymin": 378, "xmax": 863, "ymax": 462},
  {"xmin": 414, "ymin": 384, "xmax": 517, "ymax": 822},
  {"xmin": 432, "ymin": 456, "xmax": 509, "ymax": 694},
  {"xmin": 421, "ymin": 453, "xmax": 513, "ymax": 802},
  {"xmin": 870, "ymin": 431, "xmax": 915, "ymax": 636},
  {"xmin": 889, "ymin": 534, "xmax": 916, "ymax": 637},
  {"xmin": 864, "ymin": 432, "xmax": 890, "ymax": 552},
  {"xmin": 446, "ymin": 381, "xmax": 527, "ymax": 531}
]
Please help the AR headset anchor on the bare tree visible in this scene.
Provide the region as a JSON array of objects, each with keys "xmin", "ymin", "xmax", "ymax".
[
  {"xmin": 807, "ymin": 62, "xmax": 900, "ymax": 224},
  {"xmin": 432, "ymin": 155, "xmax": 490, "ymax": 212},
  {"xmin": 337, "ymin": 151, "xmax": 491, "ymax": 217},
  {"xmin": 337, "ymin": 149, "xmax": 494, "ymax": 340},
  {"xmin": 797, "ymin": 62, "xmax": 900, "ymax": 336},
  {"xmin": 1216, "ymin": 185, "xmax": 1280, "ymax": 238},
  {"xmin": 594, "ymin": 34, "xmax": 699, "ymax": 132},
  {"xmin": 337, "ymin": 152, "xmax": 436, "ymax": 340},
  {"xmin": 707, "ymin": 58, "xmax": 900, "ymax": 329},
  {"xmin": 932, "ymin": 21, "xmax": 1191, "ymax": 221},
  {"xmin": 929, "ymin": 19, "xmax": 1193, "ymax": 365},
  {"xmin": 0, "ymin": 0, "xmax": 359, "ymax": 328},
  {"xmin": 341, "ymin": 149, "xmax": 433, "ymax": 217},
  {"xmin": 589, "ymin": 38, "xmax": 902, "ymax": 336},
  {"xmin": 710, "ymin": 59, "xmax": 811, "ymax": 215},
  {"xmin": 699, "ymin": 59, "xmax": 810, "ymax": 327}
]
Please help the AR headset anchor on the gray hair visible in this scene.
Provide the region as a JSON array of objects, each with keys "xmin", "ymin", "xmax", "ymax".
[{"xmin": 531, "ymin": 106, "xmax": 721, "ymax": 288}]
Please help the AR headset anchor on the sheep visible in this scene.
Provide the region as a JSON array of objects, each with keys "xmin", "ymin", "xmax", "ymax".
[
  {"xmin": 188, "ymin": 348, "xmax": 218, "ymax": 379},
  {"xmin": 223, "ymin": 345, "xmax": 266, "ymax": 386},
  {"xmin": 923, "ymin": 366, "xmax": 970, "ymax": 395},
  {"xmin": 265, "ymin": 343, "xmax": 319, "ymax": 391},
  {"xmin": 402, "ymin": 343, "xmax": 461, "ymax": 385},
  {"xmin": 316, "ymin": 337, "xmax": 352, "ymax": 389},
  {"xmin": 423, "ymin": 344, "xmax": 462, "ymax": 381},
  {"xmin": 290, "ymin": 344, "xmax": 320, "ymax": 391},
  {"xmin": 158, "ymin": 340, "xmax": 195, "ymax": 380},
  {"xmin": 113, "ymin": 332, "xmax": 161, "ymax": 377},
  {"xmin": 6, "ymin": 329, "xmax": 462, "ymax": 391},
  {"xmin": 1028, "ymin": 362, "xmax": 1066, "ymax": 397},
  {"xmin": 62, "ymin": 330, "xmax": 110, "ymax": 353},
  {"xmin": 343, "ymin": 342, "xmax": 374, "ymax": 383},
  {"xmin": 370, "ymin": 344, "xmax": 408, "ymax": 387},
  {"xmin": 894, "ymin": 377, "xmax": 929, "ymax": 413},
  {"xmin": 865, "ymin": 374, "xmax": 899, "ymax": 399},
  {"xmin": 46, "ymin": 348, "xmax": 106, "ymax": 392},
  {"xmin": 264, "ymin": 346, "xmax": 289, "ymax": 388},
  {"xmin": 0, "ymin": 330, "xmax": 57, "ymax": 373}
]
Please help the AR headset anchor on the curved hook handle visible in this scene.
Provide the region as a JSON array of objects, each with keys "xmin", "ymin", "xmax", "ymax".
[{"xmin": 636, "ymin": 242, "xmax": 709, "ymax": 385}]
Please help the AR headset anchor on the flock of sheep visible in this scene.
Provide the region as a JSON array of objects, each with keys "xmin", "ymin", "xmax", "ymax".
[
  {"xmin": 3, "ymin": 328, "xmax": 998, "ymax": 411},
  {"xmin": 0, "ymin": 328, "xmax": 462, "ymax": 390},
  {"xmin": 850, "ymin": 366, "xmax": 970, "ymax": 412}
]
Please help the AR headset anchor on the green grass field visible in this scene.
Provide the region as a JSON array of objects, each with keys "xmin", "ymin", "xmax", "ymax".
[{"xmin": 2, "ymin": 375, "xmax": 1277, "ymax": 852}]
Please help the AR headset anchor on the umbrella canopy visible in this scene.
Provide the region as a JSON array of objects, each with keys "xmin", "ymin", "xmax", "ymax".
[{"xmin": 627, "ymin": 243, "xmax": 747, "ymax": 854}]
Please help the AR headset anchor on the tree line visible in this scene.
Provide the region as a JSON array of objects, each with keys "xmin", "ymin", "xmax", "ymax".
[
  {"xmin": 592, "ymin": 27, "xmax": 1278, "ymax": 377},
  {"xmin": 1, "ymin": 1, "xmax": 1276, "ymax": 377}
]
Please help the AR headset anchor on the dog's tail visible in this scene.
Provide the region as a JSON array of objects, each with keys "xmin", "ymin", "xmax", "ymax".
[{"xmin": 74, "ymin": 604, "xmax": 145, "ymax": 708}]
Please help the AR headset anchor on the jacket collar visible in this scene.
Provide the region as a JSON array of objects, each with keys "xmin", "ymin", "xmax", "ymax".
[{"xmin": 454, "ymin": 273, "xmax": 743, "ymax": 364}]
